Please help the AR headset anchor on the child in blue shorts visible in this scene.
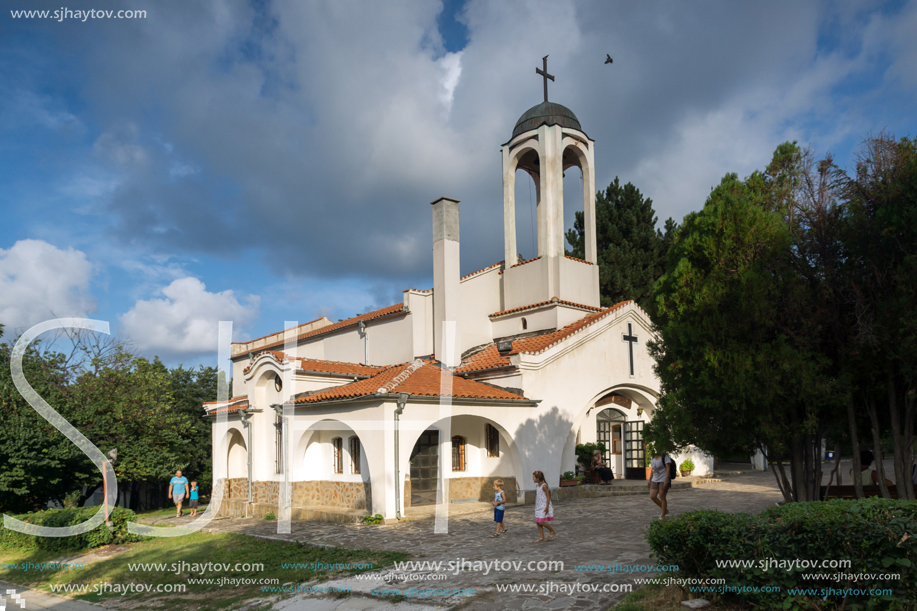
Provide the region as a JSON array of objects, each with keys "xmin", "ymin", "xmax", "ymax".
[
  {"xmin": 490, "ymin": 479, "xmax": 507, "ymax": 537},
  {"xmin": 189, "ymin": 481, "xmax": 199, "ymax": 517}
]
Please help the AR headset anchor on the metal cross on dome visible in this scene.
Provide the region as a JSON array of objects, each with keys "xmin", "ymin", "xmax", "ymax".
[{"xmin": 536, "ymin": 55, "xmax": 554, "ymax": 103}]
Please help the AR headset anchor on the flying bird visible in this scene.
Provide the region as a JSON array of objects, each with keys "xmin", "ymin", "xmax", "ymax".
[{"xmin": 605, "ymin": 54, "xmax": 613, "ymax": 64}]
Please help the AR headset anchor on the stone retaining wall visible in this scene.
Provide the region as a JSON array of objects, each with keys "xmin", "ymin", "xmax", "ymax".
[{"xmin": 448, "ymin": 476, "xmax": 517, "ymax": 503}]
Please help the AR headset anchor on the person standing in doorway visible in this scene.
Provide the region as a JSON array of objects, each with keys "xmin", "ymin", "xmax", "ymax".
[
  {"xmin": 168, "ymin": 470, "xmax": 189, "ymax": 518},
  {"xmin": 648, "ymin": 452, "xmax": 673, "ymax": 519}
]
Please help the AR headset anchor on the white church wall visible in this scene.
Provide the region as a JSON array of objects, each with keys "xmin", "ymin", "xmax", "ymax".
[
  {"xmin": 557, "ymin": 257, "xmax": 600, "ymax": 308},
  {"xmin": 404, "ymin": 290, "xmax": 434, "ymax": 358},
  {"xmin": 503, "ymin": 258, "xmax": 551, "ymax": 311},
  {"xmin": 231, "ymin": 359, "xmax": 247, "ymax": 397},
  {"xmin": 491, "ymin": 306, "xmax": 557, "ymax": 338},
  {"xmin": 319, "ymin": 315, "xmax": 414, "ymax": 366},
  {"xmin": 458, "ymin": 267, "xmax": 501, "ymax": 354},
  {"xmin": 671, "ymin": 447, "xmax": 714, "ymax": 477}
]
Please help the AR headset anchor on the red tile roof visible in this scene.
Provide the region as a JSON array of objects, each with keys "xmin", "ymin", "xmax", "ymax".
[
  {"xmin": 457, "ymin": 300, "xmax": 633, "ymax": 373},
  {"xmin": 489, "ymin": 297, "xmax": 603, "ymax": 318},
  {"xmin": 298, "ymin": 358, "xmax": 385, "ymax": 377},
  {"xmin": 295, "ymin": 359, "xmax": 530, "ymax": 404},
  {"xmin": 232, "ymin": 303, "xmax": 407, "ymax": 359},
  {"xmin": 204, "ymin": 396, "xmax": 250, "ymax": 415},
  {"xmin": 565, "ymin": 255, "xmax": 594, "ymax": 265}
]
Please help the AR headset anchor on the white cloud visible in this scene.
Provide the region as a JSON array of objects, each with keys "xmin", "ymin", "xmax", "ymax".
[
  {"xmin": 0, "ymin": 240, "xmax": 96, "ymax": 335},
  {"xmin": 119, "ymin": 277, "xmax": 259, "ymax": 357}
]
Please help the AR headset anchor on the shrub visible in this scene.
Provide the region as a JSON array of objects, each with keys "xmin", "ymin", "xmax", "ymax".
[
  {"xmin": 0, "ymin": 506, "xmax": 144, "ymax": 553},
  {"xmin": 562, "ymin": 471, "xmax": 576, "ymax": 480},
  {"xmin": 263, "ymin": 512, "xmax": 276, "ymax": 520},
  {"xmin": 360, "ymin": 514, "xmax": 384, "ymax": 525},
  {"xmin": 679, "ymin": 459, "xmax": 695, "ymax": 472},
  {"xmin": 646, "ymin": 499, "xmax": 917, "ymax": 609},
  {"xmin": 574, "ymin": 442, "xmax": 607, "ymax": 467}
]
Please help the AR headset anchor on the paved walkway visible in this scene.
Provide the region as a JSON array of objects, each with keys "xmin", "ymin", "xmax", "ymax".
[{"xmin": 184, "ymin": 471, "xmax": 783, "ymax": 610}]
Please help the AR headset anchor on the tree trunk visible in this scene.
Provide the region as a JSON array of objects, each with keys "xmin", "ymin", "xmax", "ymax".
[
  {"xmin": 770, "ymin": 459, "xmax": 793, "ymax": 503},
  {"xmin": 902, "ymin": 387, "xmax": 916, "ymax": 500},
  {"xmin": 847, "ymin": 397, "xmax": 864, "ymax": 499},
  {"xmin": 887, "ymin": 372, "xmax": 906, "ymax": 495},
  {"xmin": 866, "ymin": 397, "xmax": 891, "ymax": 498}
]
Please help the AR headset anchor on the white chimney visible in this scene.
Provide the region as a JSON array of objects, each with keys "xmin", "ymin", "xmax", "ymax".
[{"xmin": 431, "ymin": 197, "xmax": 460, "ymax": 367}]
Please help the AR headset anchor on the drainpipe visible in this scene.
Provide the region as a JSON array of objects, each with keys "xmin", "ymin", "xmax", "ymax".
[
  {"xmin": 395, "ymin": 392, "xmax": 409, "ymax": 520},
  {"xmin": 240, "ymin": 409, "xmax": 254, "ymax": 510},
  {"xmin": 358, "ymin": 320, "xmax": 368, "ymax": 365}
]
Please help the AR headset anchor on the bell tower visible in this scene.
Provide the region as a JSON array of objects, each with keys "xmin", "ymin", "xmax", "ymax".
[{"xmin": 499, "ymin": 57, "xmax": 600, "ymax": 318}]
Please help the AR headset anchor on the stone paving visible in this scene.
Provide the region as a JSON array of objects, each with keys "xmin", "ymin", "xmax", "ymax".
[{"xmin": 161, "ymin": 471, "xmax": 785, "ymax": 610}]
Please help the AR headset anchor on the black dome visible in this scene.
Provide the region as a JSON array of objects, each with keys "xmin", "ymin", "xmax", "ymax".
[{"xmin": 512, "ymin": 101, "xmax": 583, "ymax": 139}]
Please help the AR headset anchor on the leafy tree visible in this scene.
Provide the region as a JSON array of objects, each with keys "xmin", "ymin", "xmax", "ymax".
[
  {"xmin": 840, "ymin": 135, "xmax": 917, "ymax": 500},
  {"xmin": 169, "ymin": 364, "xmax": 218, "ymax": 490},
  {"xmin": 566, "ymin": 178, "xmax": 676, "ymax": 312},
  {"xmin": 69, "ymin": 349, "xmax": 193, "ymax": 507},
  {"xmin": 0, "ymin": 327, "xmax": 95, "ymax": 512},
  {"xmin": 647, "ymin": 148, "xmax": 844, "ymax": 502},
  {"xmin": 648, "ymin": 136, "xmax": 917, "ymax": 502}
]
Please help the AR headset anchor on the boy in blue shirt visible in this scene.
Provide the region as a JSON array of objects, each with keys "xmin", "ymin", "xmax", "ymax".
[
  {"xmin": 189, "ymin": 481, "xmax": 199, "ymax": 517},
  {"xmin": 168, "ymin": 470, "xmax": 189, "ymax": 518}
]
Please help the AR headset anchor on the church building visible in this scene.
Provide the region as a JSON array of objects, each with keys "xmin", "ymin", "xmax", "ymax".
[{"xmin": 205, "ymin": 70, "xmax": 711, "ymax": 521}]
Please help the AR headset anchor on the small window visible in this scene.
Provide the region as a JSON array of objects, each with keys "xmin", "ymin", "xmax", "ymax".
[
  {"xmin": 612, "ymin": 424, "xmax": 623, "ymax": 455},
  {"xmin": 452, "ymin": 436, "xmax": 466, "ymax": 471},
  {"xmin": 521, "ymin": 317, "xmax": 527, "ymax": 330},
  {"xmin": 332, "ymin": 437, "xmax": 343, "ymax": 474},
  {"xmin": 485, "ymin": 424, "xmax": 500, "ymax": 458},
  {"xmin": 349, "ymin": 437, "xmax": 361, "ymax": 474}
]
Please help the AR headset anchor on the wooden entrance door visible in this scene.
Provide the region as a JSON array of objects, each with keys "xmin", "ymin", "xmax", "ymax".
[{"xmin": 409, "ymin": 430, "xmax": 439, "ymax": 506}]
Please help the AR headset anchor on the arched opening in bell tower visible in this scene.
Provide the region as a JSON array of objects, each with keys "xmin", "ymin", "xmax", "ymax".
[{"xmin": 512, "ymin": 148, "xmax": 541, "ymax": 261}]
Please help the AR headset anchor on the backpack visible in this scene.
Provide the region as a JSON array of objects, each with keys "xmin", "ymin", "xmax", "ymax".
[{"xmin": 664, "ymin": 455, "xmax": 677, "ymax": 480}]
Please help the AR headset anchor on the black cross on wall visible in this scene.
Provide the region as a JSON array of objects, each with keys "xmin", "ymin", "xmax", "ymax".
[{"xmin": 622, "ymin": 322, "xmax": 638, "ymax": 377}]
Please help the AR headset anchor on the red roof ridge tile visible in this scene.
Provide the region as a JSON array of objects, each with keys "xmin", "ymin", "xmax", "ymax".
[
  {"xmin": 510, "ymin": 255, "xmax": 541, "ymax": 269},
  {"xmin": 489, "ymin": 297, "xmax": 602, "ymax": 318},
  {"xmin": 376, "ymin": 359, "xmax": 426, "ymax": 393},
  {"xmin": 565, "ymin": 255, "xmax": 593, "ymax": 265},
  {"xmin": 461, "ymin": 261, "xmax": 504, "ymax": 280}
]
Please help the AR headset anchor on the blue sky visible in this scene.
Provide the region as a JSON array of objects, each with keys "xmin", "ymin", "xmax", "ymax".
[{"xmin": 1, "ymin": 0, "xmax": 915, "ymax": 366}]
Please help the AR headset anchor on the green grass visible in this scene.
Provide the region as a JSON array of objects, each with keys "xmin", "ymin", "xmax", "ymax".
[{"xmin": 0, "ymin": 530, "xmax": 408, "ymax": 610}]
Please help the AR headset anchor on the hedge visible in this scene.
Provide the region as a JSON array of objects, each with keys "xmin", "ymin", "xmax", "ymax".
[
  {"xmin": 0, "ymin": 506, "xmax": 144, "ymax": 553},
  {"xmin": 646, "ymin": 498, "xmax": 917, "ymax": 610}
]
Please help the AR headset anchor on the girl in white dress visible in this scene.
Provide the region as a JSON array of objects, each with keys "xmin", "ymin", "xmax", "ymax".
[{"xmin": 532, "ymin": 471, "xmax": 555, "ymax": 542}]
